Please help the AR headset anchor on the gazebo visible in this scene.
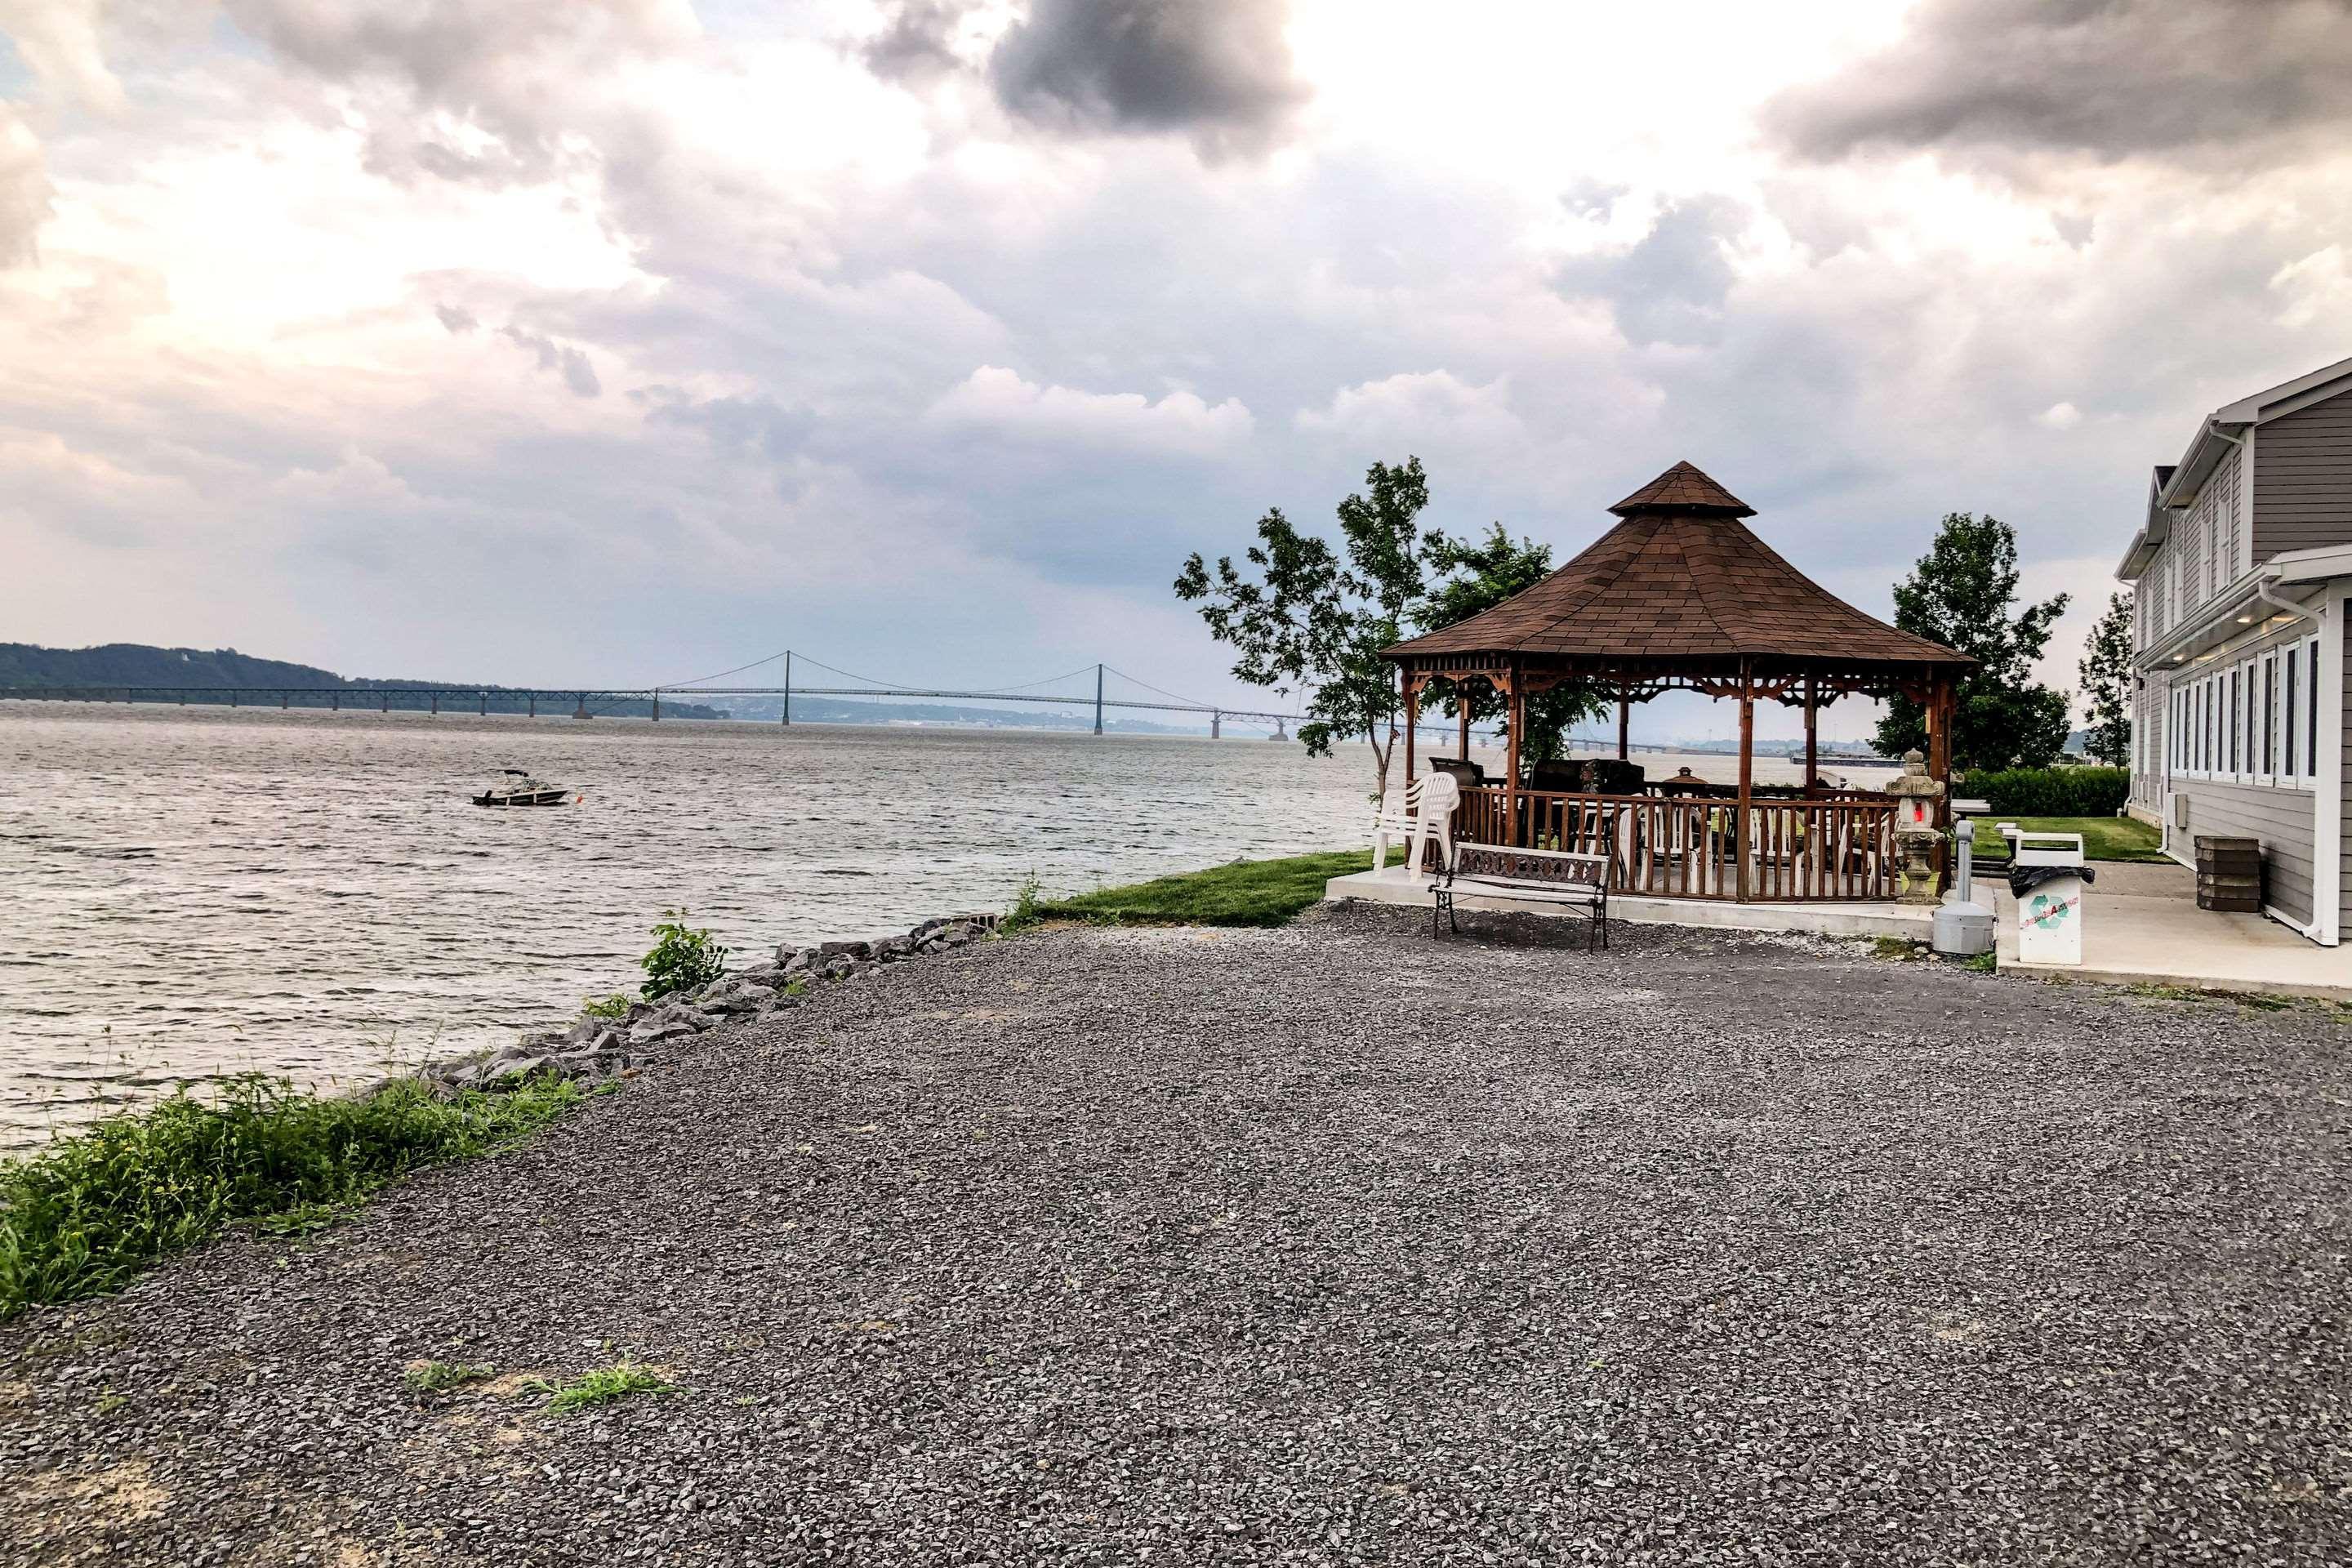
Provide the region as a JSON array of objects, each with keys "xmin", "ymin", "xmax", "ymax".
[{"xmin": 1383, "ymin": 461, "xmax": 1975, "ymax": 903}]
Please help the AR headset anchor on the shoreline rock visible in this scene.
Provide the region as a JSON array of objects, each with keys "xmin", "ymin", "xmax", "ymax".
[{"xmin": 416, "ymin": 911, "xmax": 1001, "ymax": 1095}]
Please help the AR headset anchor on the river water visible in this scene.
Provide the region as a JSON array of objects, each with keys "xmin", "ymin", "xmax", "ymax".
[{"xmin": 0, "ymin": 703, "xmax": 1892, "ymax": 1148}]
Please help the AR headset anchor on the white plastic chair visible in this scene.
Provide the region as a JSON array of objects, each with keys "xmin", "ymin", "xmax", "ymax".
[{"xmin": 1370, "ymin": 770, "xmax": 1459, "ymax": 885}]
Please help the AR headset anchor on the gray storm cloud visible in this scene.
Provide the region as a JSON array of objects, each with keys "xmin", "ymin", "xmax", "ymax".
[
  {"xmin": 865, "ymin": 0, "xmax": 1308, "ymax": 155},
  {"xmin": 1766, "ymin": 0, "xmax": 2352, "ymax": 167},
  {"xmin": 220, "ymin": 0, "xmax": 689, "ymax": 184},
  {"xmin": 861, "ymin": 0, "xmax": 968, "ymax": 82},
  {"xmin": 992, "ymin": 0, "xmax": 1308, "ymax": 154},
  {"xmin": 1554, "ymin": 197, "xmax": 1748, "ymax": 348},
  {"xmin": 500, "ymin": 327, "xmax": 602, "ymax": 398}
]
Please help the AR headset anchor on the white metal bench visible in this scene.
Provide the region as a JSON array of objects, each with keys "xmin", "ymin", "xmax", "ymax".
[
  {"xmin": 1369, "ymin": 771, "xmax": 1459, "ymax": 884},
  {"xmin": 1432, "ymin": 841, "xmax": 1610, "ymax": 948}
]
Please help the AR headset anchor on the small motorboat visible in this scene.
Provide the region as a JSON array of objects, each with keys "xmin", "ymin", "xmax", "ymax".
[{"xmin": 472, "ymin": 768, "xmax": 572, "ymax": 807}]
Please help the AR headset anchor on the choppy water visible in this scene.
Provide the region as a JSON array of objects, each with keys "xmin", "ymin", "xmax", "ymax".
[{"xmin": 0, "ymin": 702, "xmax": 1890, "ymax": 1148}]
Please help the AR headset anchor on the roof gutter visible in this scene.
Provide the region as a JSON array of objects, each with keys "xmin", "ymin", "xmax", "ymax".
[{"xmin": 2253, "ymin": 568, "xmax": 2317, "ymax": 626}]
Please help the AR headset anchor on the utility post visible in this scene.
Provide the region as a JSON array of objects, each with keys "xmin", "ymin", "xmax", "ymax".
[
  {"xmin": 1094, "ymin": 663, "xmax": 1104, "ymax": 735},
  {"xmin": 782, "ymin": 650, "xmax": 792, "ymax": 726}
]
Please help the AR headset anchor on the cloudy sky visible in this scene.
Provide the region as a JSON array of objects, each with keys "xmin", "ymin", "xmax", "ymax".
[{"xmin": 4, "ymin": 0, "xmax": 2350, "ymax": 742}]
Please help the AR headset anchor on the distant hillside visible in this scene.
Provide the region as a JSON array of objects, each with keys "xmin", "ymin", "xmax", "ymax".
[{"xmin": 0, "ymin": 644, "xmax": 715, "ymax": 720}]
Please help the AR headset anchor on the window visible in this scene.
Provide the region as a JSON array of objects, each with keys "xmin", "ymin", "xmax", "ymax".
[
  {"xmin": 2248, "ymin": 653, "xmax": 2267, "ymax": 780},
  {"xmin": 2310, "ymin": 636, "xmax": 2323, "ymax": 780},
  {"xmin": 2229, "ymin": 667, "xmax": 2240, "ymax": 776},
  {"xmin": 2286, "ymin": 648, "xmax": 2298, "ymax": 782},
  {"xmin": 2192, "ymin": 677, "xmax": 2211, "ymax": 775}
]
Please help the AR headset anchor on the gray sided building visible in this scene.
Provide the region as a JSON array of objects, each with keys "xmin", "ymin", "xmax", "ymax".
[{"xmin": 2118, "ymin": 354, "xmax": 2352, "ymax": 945}]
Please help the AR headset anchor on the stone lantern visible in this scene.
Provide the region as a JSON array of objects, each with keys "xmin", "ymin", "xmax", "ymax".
[{"xmin": 1884, "ymin": 748, "xmax": 1945, "ymax": 905}]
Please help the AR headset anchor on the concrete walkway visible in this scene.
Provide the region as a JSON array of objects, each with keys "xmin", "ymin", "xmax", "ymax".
[
  {"xmin": 1325, "ymin": 866, "xmax": 1931, "ymax": 939},
  {"xmin": 1996, "ymin": 860, "xmax": 2352, "ymax": 1001}
]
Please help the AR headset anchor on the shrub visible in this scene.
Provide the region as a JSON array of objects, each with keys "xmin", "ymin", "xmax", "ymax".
[
  {"xmin": 639, "ymin": 911, "xmax": 726, "ymax": 1000},
  {"xmin": 1956, "ymin": 765, "xmax": 2129, "ymax": 817},
  {"xmin": 0, "ymin": 1072, "xmax": 587, "ymax": 1319}
]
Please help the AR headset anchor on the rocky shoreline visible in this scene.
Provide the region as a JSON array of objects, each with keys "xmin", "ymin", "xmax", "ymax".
[{"xmin": 420, "ymin": 911, "xmax": 1002, "ymax": 1094}]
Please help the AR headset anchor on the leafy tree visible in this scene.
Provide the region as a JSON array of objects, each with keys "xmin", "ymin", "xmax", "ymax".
[
  {"xmin": 1414, "ymin": 525, "xmax": 1603, "ymax": 765},
  {"xmin": 1873, "ymin": 512, "xmax": 2072, "ymax": 769},
  {"xmin": 2077, "ymin": 590, "xmax": 2135, "ymax": 768},
  {"xmin": 1176, "ymin": 460, "xmax": 1601, "ymax": 799}
]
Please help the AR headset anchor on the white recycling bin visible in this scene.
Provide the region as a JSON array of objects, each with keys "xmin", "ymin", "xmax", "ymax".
[{"xmin": 2010, "ymin": 831, "xmax": 2088, "ymax": 966}]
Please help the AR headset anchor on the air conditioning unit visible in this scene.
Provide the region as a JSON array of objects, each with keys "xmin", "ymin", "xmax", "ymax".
[{"xmin": 2173, "ymin": 792, "xmax": 2191, "ymax": 829}]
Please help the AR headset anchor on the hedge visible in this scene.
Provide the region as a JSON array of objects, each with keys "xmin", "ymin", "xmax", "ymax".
[{"xmin": 1953, "ymin": 766, "xmax": 2130, "ymax": 817}]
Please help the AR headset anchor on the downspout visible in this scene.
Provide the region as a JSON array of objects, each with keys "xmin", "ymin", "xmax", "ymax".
[{"xmin": 2252, "ymin": 570, "xmax": 2315, "ymax": 626}]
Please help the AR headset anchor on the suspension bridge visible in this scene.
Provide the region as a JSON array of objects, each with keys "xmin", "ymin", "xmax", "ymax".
[{"xmin": 1, "ymin": 648, "xmax": 1507, "ymax": 744}]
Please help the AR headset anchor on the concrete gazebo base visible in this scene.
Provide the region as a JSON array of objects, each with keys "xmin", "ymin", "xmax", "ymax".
[{"xmin": 1325, "ymin": 868, "xmax": 1932, "ymax": 941}]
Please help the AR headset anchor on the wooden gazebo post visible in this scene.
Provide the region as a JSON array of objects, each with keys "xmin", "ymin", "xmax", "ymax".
[
  {"xmin": 1505, "ymin": 663, "xmax": 1523, "ymax": 848},
  {"xmin": 1456, "ymin": 682, "xmax": 1470, "ymax": 761},
  {"xmin": 1802, "ymin": 675, "xmax": 1818, "ymax": 787},
  {"xmin": 1735, "ymin": 660, "xmax": 1755, "ymax": 902},
  {"xmin": 1402, "ymin": 671, "xmax": 1418, "ymax": 788},
  {"xmin": 1616, "ymin": 691, "xmax": 1630, "ymax": 760}
]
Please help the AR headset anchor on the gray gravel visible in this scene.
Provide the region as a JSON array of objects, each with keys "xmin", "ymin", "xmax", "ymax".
[{"xmin": 6, "ymin": 904, "xmax": 2352, "ymax": 1566}]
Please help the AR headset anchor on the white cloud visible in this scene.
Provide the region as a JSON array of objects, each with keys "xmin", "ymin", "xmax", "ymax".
[
  {"xmin": 929, "ymin": 365, "xmax": 1253, "ymax": 456},
  {"xmin": 0, "ymin": 105, "xmax": 50, "ymax": 266},
  {"xmin": 2271, "ymin": 246, "xmax": 2350, "ymax": 330},
  {"xmin": 1294, "ymin": 369, "xmax": 1525, "ymax": 459},
  {"xmin": 2038, "ymin": 401, "xmax": 2082, "ymax": 430}
]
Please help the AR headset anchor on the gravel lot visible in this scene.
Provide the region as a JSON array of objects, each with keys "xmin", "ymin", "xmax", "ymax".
[{"xmin": 6, "ymin": 904, "xmax": 2351, "ymax": 1566}]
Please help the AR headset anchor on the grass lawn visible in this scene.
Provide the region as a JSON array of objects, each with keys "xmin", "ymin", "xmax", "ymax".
[
  {"xmin": 1969, "ymin": 815, "xmax": 2167, "ymax": 863},
  {"xmin": 1011, "ymin": 848, "xmax": 1397, "ymax": 929}
]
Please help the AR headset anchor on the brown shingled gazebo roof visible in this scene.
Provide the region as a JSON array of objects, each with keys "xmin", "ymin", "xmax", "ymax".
[{"xmin": 1386, "ymin": 461, "xmax": 1969, "ymax": 679}]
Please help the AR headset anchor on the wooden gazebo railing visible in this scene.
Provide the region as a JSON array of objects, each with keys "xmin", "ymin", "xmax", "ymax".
[{"xmin": 1453, "ymin": 786, "xmax": 1899, "ymax": 902}]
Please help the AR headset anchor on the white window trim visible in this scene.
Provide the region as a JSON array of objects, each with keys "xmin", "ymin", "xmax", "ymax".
[{"xmin": 2164, "ymin": 636, "xmax": 2319, "ymax": 793}]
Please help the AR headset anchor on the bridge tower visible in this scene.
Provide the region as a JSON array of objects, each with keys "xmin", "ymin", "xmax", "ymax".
[
  {"xmin": 1094, "ymin": 664, "xmax": 1103, "ymax": 736},
  {"xmin": 1270, "ymin": 719, "xmax": 1288, "ymax": 742},
  {"xmin": 1211, "ymin": 711, "xmax": 1221, "ymax": 739}
]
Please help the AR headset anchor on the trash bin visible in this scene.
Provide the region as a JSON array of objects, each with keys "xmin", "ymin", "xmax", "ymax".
[{"xmin": 2008, "ymin": 831, "xmax": 2096, "ymax": 966}]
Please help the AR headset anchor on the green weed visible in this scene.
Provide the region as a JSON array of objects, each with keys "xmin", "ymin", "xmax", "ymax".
[
  {"xmin": 523, "ymin": 1360, "xmax": 675, "ymax": 1414},
  {"xmin": 1000, "ymin": 871, "xmax": 1047, "ymax": 935},
  {"xmin": 579, "ymin": 994, "xmax": 632, "ymax": 1021},
  {"xmin": 404, "ymin": 1361, "xmax": 497, "ymax": 1396},
  {"xmin": 1959, "ymin": 951, "xmax": 1997, "ymax": 973},
  {"xmin": 0, "ymin": 1071, "xmax": 589, "ymax": 1320},
  {"xmin": 1869, "ymin": 936, "xmax": 1927, "ymax": 962}
]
